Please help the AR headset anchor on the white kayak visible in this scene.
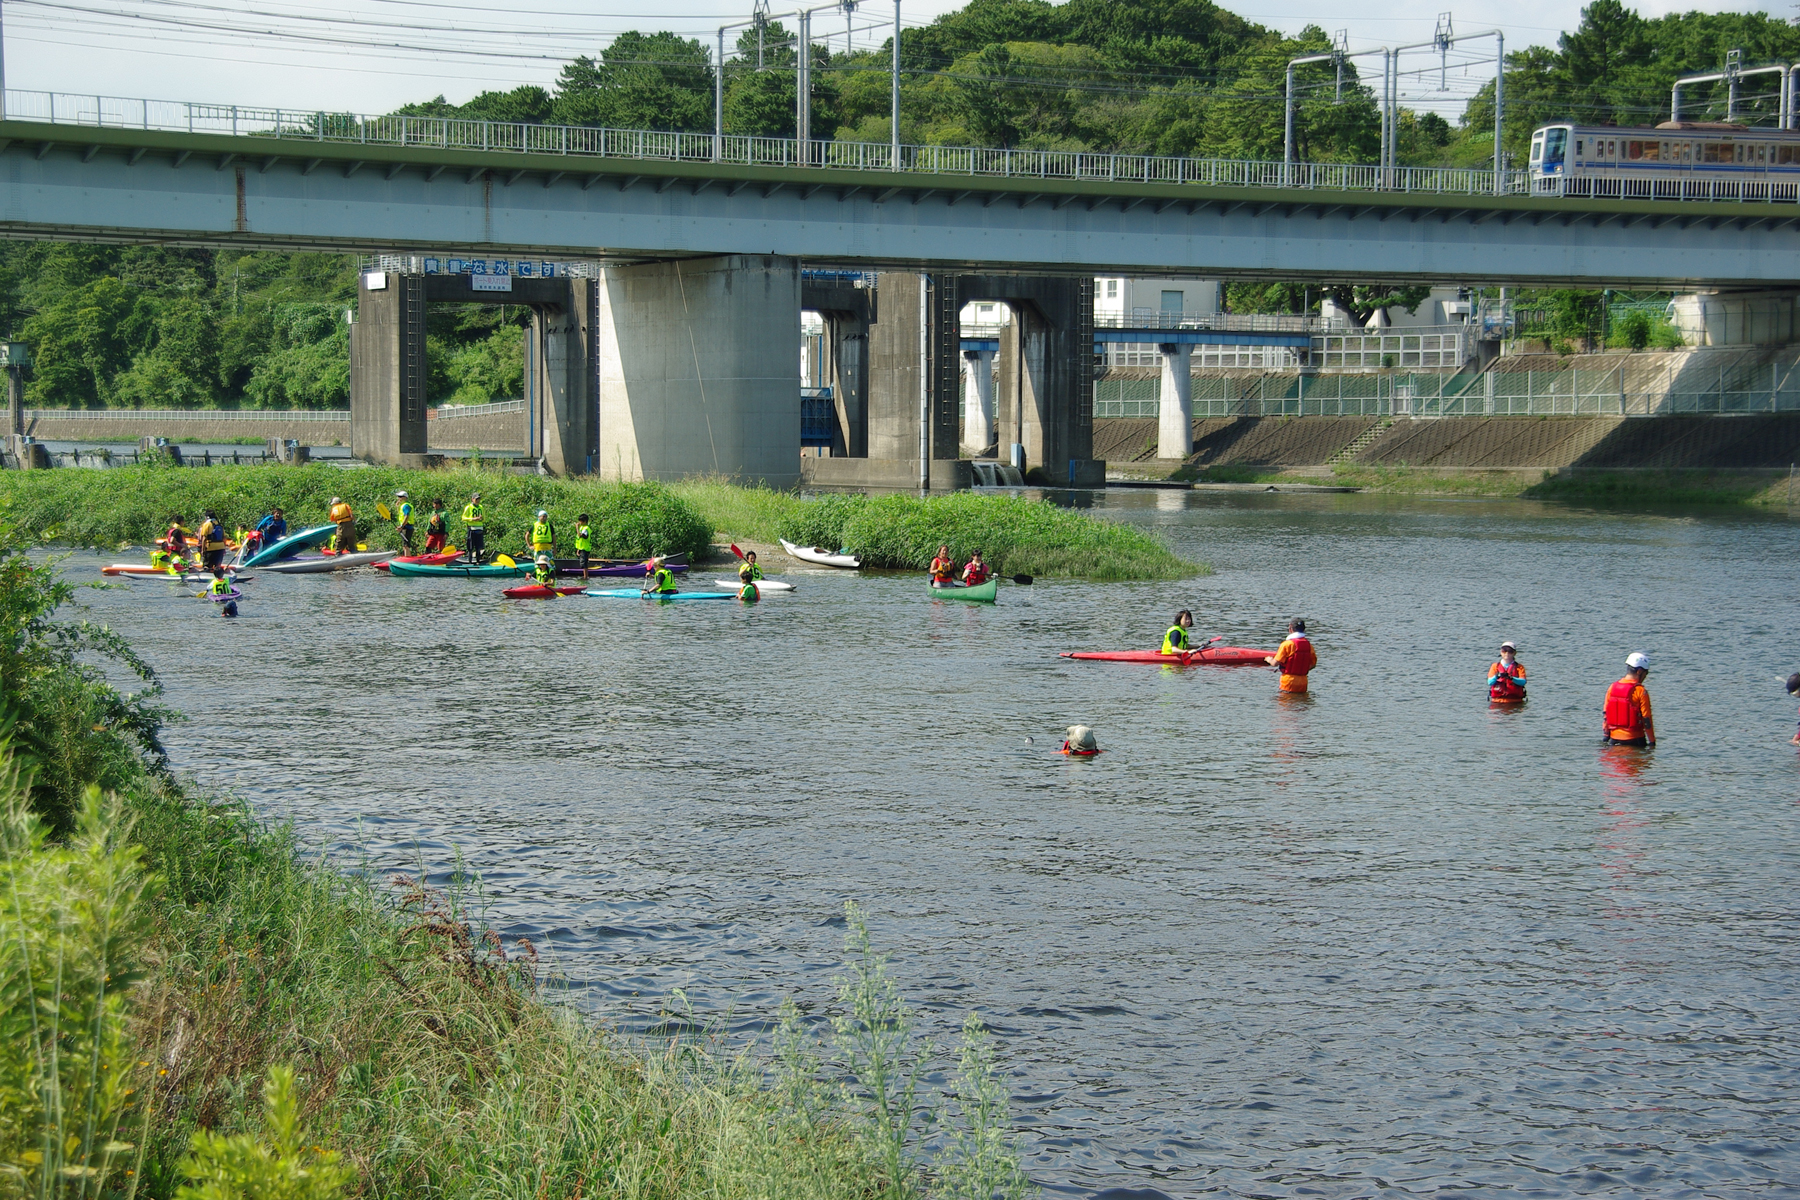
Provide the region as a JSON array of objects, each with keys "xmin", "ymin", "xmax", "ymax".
[
  {"xmin": 260, "ymin": 550, "xmax": 395, "ymax": 573},
  {"xmin": 779, "ymin": 538, "xmax": 861, "ymax": 569},
  {"xmin": 710, "ymin": 578, "xmax": 796, "ymax": 592}
]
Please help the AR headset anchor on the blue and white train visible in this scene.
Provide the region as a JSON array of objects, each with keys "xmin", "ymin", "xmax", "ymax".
[{"xmin": 1529, "ymin": 121, "xmax": 1800, "ymax": 201}]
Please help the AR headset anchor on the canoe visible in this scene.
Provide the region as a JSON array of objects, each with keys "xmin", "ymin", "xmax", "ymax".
[
  {"xmin": 260, "ymin": 550, "xmax": 395, "ymax": 574},
  {"xmin": 243, "ymin": 524, "xmax": 336, "ymax": 566},
  {"xmin": 502, "ymin": 584, "xmax": 587, "ymax": 599},
  {"xmin": 1060, "ymin": 647, "xmax": 1274, "ymax": 666},
  {"xmin": 555, "ymin": 552, "xmax": 687, "ymax": 577},
  {"xmin": 584, "ymin": 588, "xmax": 735, "ymax": 601},
  {"xmin": 779, "ymin": 538, "xmax": 861, "ymax": 569},
  {"xmin": 105, "ymin": 563, "xmax": 240, "ymax": 577},
  {"xmin": 377, "ymin": 550, "xmax": 462, "ymax": 572},
  {"xmin": 386, "ymin": 561, "xmax": 530, "ymax": 579},
  {"xmin": 709, "ymin": 578, "xmax": 796, "ymax": 592},
  {"xmin": 928, "ymin": 579, "xmax": 998, "ymax": 603}
]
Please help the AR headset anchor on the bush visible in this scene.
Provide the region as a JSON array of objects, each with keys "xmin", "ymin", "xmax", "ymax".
[{"xmin": 777, "ymin": 493, "xmax": 868, "ymax": 551}]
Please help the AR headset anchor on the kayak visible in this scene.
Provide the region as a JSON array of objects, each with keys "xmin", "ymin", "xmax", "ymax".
[
  {"xmin": 386, "ymin": 561, "xmax": 530, "ymax": 579},
  {"xmin": 260, "ymin": 550, "xmax": 395, "ymax": 574},
  {"xmin": 1060, "ymin": 647, "xmax": 1275, "ymax": 666},
  {"xmin": 377, "ymin": 550, "xmax": 462, "ymax": 572},
  {"xmin": 929, "ymin": 579, "xmax": 997, "ymax": 603},
  {"xmin": 584, "ymin": 588, "xmax": 735, "ymax": 601},
  {"xmin": 502, "ymin": 584, "xmax": 587, "ymax": 599},
  {"xmin": 129, "ymin": 571, "xmax": 253, "ymax": 585},
  {"xmin": 206, "ymin": 589, "xmax": 244, "ymax": 603},
  {"xmin": 779, "ymin": 538, "xmax": 861, "ymax": 569},
  {"xmin": 105, "ymin": 562, "xmax": 240, "ymax": 577},
  {"xmin": 710, "ymin": 578, "xmax": 796, "ymax": 592},
  {"xmin": 243, "ymin": 524, "xmax": 336, "ymax": 566},
  {"xmin": 555, "ymin": 552, "xmax": 687, "ymax": 577}
]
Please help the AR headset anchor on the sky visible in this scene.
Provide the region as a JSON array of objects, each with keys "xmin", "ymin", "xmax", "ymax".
[{"xmin": 0, "ymin": 0, "xmax": 1775, "ymax": 120}]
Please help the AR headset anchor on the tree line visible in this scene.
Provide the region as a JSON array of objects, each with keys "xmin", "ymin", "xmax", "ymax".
[{"xmin": 8, "ymin": 0, "xmax": 1796, "ymax": 407}]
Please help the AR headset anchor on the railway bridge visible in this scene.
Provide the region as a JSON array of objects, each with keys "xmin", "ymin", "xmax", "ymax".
[{"xmin": 3, "ymin": 91, "xmax": 1797, "ymax": 485}]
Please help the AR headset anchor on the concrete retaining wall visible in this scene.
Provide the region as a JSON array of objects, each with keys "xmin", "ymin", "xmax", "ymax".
[
  {"xmin": 23, "ymin": 412, "xmax": 351, "ymax": 444},
  {"xmin": 426, "ymin": 411, "xmax": 525, "ymax": 452}
]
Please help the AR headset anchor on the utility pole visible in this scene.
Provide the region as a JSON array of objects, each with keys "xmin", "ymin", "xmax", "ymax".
[
  {"xmin": 891, "ymin": 0, "xmax": 901, "ymax": 167},
  {"xmin": 5, "ymin": 341, "xmax": 27, "ymax": 437}
]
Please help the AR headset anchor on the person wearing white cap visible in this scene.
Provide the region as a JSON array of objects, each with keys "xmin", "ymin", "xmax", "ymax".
[
  {"xmin": 1488, "ymin": 641, "xmax": 1527, "ymax": 704},
  {"xmin": 393, "ymin": 491, "xmax": 415, "ymax": 554},
  {"xmin": 1604, "ymin": 652, "xmax": 1655, "ymax": 748}
]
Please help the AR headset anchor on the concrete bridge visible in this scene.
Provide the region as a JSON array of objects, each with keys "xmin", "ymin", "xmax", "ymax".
[{"xmin": 5, "ymin": 89, "xmax": 1799, "ymax": 486}]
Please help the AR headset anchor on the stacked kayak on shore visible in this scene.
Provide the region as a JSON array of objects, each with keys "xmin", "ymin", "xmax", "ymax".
[
  {"xmin": 377, "ymin": 550, "xmax": 462, "ymax": 571},
  {"xmin": 261, "ymin": 550, "xmax": 395, "ymax": 573}
]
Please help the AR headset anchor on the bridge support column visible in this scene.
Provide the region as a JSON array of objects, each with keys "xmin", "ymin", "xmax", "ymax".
[
  {"xmin": 1157, "ymin": 342, "xmax": 1193, "ymax": 459},
  {"xmin": 528, "ymin": 279, "xmax": 600, "ymax": 476},
  {"xmin": 596, "ymin": 254, "xmax": 800, "ymax": 486},
  {"xmin": 992, "ymin": 280, "xmax": 1099, "ymax": 485},
  {"xmin": 349, "ymin": 272, "xmax": 429, "ymax": 465},
  {"xmin": 962, "ymin": 348, "xmax": 995, "ymax": 455}
]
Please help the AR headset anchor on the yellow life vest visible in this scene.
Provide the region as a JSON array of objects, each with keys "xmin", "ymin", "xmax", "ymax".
[
  {"xmin": 575, "ymin": 524, "xmax": 592, "ymax": 552},
  {"xmin": 531, "ymin": 520, "xmax": 553, "ymax": 549},
  {"xmin": 1161, "ymin": 625, "xmax": 1190, "ymax": 655},
  {"xmin": 462, "ymin": 502, "xmax": 483, "ymax": 528},
  {"xmin": 209, "ymin": 576, "xmax": 232, "ymax": 596}
]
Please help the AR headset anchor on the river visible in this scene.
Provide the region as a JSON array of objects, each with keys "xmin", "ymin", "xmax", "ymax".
[{"xmin": 68, "ymin": 491, "xmax": 1800, "ymax": 1199}]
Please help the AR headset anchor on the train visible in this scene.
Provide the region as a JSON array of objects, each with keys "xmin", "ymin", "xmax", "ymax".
[{"xmin": 1528, "ymin": 121, "xmax": 1800, "ymax": 202}]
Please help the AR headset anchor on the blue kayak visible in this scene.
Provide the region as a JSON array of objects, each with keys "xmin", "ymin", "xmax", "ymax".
[
  {"xmin": 243, "ymin": 524, "xmax": 335, "ymax": 566},
  {"xmin": 584, "ymin": 588, "xmax": 734, "ymax": 601}
]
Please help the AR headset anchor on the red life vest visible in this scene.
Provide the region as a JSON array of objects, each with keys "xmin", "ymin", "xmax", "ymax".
[
  {"xmin": 1279, "ymin": 635, "xmax": 1316, "ymax": 675},
  {"xmin": 1604, "ymin": 678, "xmax": 1643, "ymax": 733},
  {"xmin": 963, "ymin": 562, "xmax": 990, "ymax": 585},
  {"xmin": 1489, "ymin": 662, "xmax": 1526, "ymax": 701}
]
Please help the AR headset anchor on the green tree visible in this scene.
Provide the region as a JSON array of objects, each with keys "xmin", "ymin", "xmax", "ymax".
[{"xmin": 553, "ymin": 33, "xmax": 714, "ymax": 131}]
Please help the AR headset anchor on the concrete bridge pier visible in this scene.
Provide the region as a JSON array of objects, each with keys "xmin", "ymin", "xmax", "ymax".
[
  {"xmin": 801, "ymin": 277, "xmax": 874, "ymax": 458},
  {"xmin": 1158, "ymin": 343, "xmax": 1194, "ymax": 459},
  {"xmin": 962, "ymin": 348, "xmax": 996, "ymax": 455},
  {"xmin": 527, "ymin": 284, "xmax": 601, "ymax": 476},
  {"xmin": 596, "ymin": 254, "xmax": 800, "ymax": 486},
  {"xmin": 989, "ymin": 279, "xmax": 1101, "ymax": 486}
]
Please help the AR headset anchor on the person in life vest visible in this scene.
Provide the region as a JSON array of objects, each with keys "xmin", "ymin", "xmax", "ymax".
[
  {"xmin": 327, "ymin": 496, "xmax": 356, "ymax": 553},
  {"xmin": 205, "ymin": 566, "xmax": 234, "ymax": 600},
  {"xmin": 1161, "ymin": 610, "xmax": 1194, "ymax": 655},
  {"xmin": 149, "ymin": 544, "xmax": 175, "ymax": 574},
  {"xmin": 1787, "ymin": 672, "xmax": 1800, "ymax": 746},
  {"xmin": 1603, "ymin": 652, "xmax": 1656, "ymax": 748},
  {"xmin": 529, "ymin": 509, "xmax": 555, "ymax": 559},
  {"xmin": 162, "ymin": 517, "xmax": 194, "ymax": 568},
  {"xmin": 738, "ymin": 549, "xmax": 764, "ymax": 585},
  {"xmin": 962, "ymin": 551, "xmax": 992, "ymax": 586},
  {"xmin": 424, "ymin": 499, "xmax": 449, "ymax": 554},
  {"xmin": 574, "ymin": 513, "xmax": 593, "ymax": 578},
  {"xmin": 461, "ymin": 493, "xmax": 485, "ymax": 562},
  {"xmin": 1061, "ymin": 725, "xmax": 1100, "ymax": 756},
  {"xmin": 193, "ymin": 510, "xmax": 229, "ymax": 569},
  {"xmin": 1488, "ymin": 641, "xmax": 1527, "ymax": 703},
  {"xmin": 642, "ymin": 555, "xmax": 679, "ymax": 595},
  {"xmin": 248, "ymin": 507, "xmax": 286, "ymax": 559},
  {"xmin": 394, "ymin": 491, "xmax": 416, "ymax": 554},
  {"xmin": 1265, "ymin": 618, "xmax": 1317, "ymax": 693},
  {"xmin": 532, "ymin": 554, "xmax": 556, "ymax": 587},
  {"xmin": 929, "ymin": 545, "xmax": 957, "ymax": 586},
  {"xmin": 738, "ymin": 577, "xmax": 760, "ymax": 602}
]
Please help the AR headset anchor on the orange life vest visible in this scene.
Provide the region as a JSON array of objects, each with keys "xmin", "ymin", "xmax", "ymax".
[
  {"xmin": 930, "ymin": 556, "xmax": 955, "ymax": 583},
  {"xmin": 1489, "ymin": 661, "xmax": 1526, "ymax": 701},
  {"xmin": 1604, "ymin": 678, "xmax": 1644, "ymax": 734}
]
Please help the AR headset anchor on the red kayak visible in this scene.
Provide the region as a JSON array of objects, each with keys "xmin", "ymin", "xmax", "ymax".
[
  {"xmin": 1060, "ymin": 646, "xmax": 1274, "ymax": 666},
  {"xmin": 502, "ymin": 583, "xmax": 587, "ymax": 599},
  {"xmin": 377, "ymin": 550, "xmax": 462, "ymax": 572}
]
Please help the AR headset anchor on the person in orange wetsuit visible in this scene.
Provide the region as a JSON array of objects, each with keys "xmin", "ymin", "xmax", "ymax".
[
  {"xmin": 1603, "ymin": 652, "xmax": 1655, "ymax": 748},
  {"xmin": 929, "ymin": 545, "xmax": 957, "ymax": 587},
  {"xmin": 1264, "ymin": 618, "xmax": 1317, "ymax": 693},
  {"xmin": 1488, "ymin": 641, "xmax": 1527, "ymax": 703}
]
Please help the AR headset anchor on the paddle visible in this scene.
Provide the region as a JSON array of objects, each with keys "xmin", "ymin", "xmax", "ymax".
[
  {"xmin": 495, "ymin": 553, "xmax": 516, "ymax": 568},
  {"xmin": 376, "ymin": 501, "xmax": 393, "ymax": 521},
  {"xmin": 729, "ymin": 543, "xmax": 745, "ymax": 559},
  {"xmin": 1011, "ymin": 574, "xmax": 1033, "ymax": 585}
]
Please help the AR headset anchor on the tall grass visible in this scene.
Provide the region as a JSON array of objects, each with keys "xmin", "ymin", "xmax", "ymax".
[{"xmin": 0, "ymin": 464, "xmax": 712, "ymax": 561}]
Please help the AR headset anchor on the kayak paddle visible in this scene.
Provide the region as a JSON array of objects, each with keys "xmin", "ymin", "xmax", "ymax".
[
  {"xmin": 495, "ymin": 553, "xmax": 516, "ymax": 568},
  {"xmin": 729, "ymin": 543, "xmax": 745, "ymax": 559},
  {"xmin": 376, "ymin": 501, "xmax": 393, "ymax": 521},
  {"xmin": 1011, "ymin": 574, "xmax": 1033, "ymax": 585}
]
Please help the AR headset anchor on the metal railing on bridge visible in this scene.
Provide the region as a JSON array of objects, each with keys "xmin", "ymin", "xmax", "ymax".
[{"xmin": 3, "ymin": 88, "xmax": 1536, "ymax": 199}]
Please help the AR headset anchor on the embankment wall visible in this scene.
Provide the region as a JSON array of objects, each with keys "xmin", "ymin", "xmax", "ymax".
[{"xmin": 19, "ymin": 408, "xmax": 527, "ymax": 453}]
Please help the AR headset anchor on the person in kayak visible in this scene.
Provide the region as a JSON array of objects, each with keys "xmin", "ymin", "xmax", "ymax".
[
  {"xmin": 424, "ymin": 499, "xmax": 448, "ymax": 554},
  {"xmin": 204, "ymin": 566, "xmax": 233, "ymax": 599},
  {"xmin": 574, "ymin": 513, "xmax": 593, "ymax": 578},
  {"xmin": 962, "ymin": 551, "xmax": 991, "ymax": 586},
  {"xmin": 738, "ymin": 550, "xmax": 764, "ymax": 585},
  {"xmin": 1265, "ymin": 618, "xmax": 1317, "ymax": 693},
  {"xmin": 249, "ymin": 507, "xmax": 287, "ymax": 558},
  {"xmin": 1161, "ymin": 611, "xmax": 1194, "ymax": 655},
  {"xmin": 1488, "ymin": 642, "xmax": 1527, "ymax": 703},
  {"xmin": 532, "ymin": 554, "xmax": 556, "ymax": 587},
  {"xmin": 1603, "ymin": 652, "xmax": 1655, "ymax": 748},
  {"xmin": 529, "ymin": 510, "xmax": 556, "ymax": 559},
  {"xmin": 930, "ymin": 545, "xmax": 957, "ymax": 586},
  {"xmin": 462, "ymin": 493, "xmax": 485, "ymax": 563},
  {"xmin": 327, "ymin": 496, "xmax": 356, "ymax": 553},
  {"xmin": 163, "ymin": 517, "xmax": 194, "ymax": 568},
  {"xmin": 394, "ymin": 491, "xmax": 416, "ymax": 554},
  {"xmin": 642, "ymin": 556, "xmax": 679, "ymax": 595}
]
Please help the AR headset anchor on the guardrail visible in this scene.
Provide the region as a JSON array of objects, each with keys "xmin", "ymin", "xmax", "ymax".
[
  {"xmin": 1096, "ymin": 311, "xmax": 1330, "ymax": 333},
  {"xmin": 430, "ymin": 399, "xmax": 523, "ymax": 419},
  {"xmin": 24, "ymin": 407, "xmax": 347, "ymax": 421},
  {"xmin": 3, "ymin": 88, "xmax": 1537, "ymax": 199}
]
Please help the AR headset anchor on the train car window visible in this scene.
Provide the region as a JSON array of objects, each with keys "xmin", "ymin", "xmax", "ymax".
[
  {"xmin": 1781, "ymin": 146, "xmax": 1794, "ymax": 165},
  {"xmin": 1529, "ymin": 136, "xmax": 1543, "ymax": 164},
  {"xmin": 1542, "ymin": 128, "xmax": 1566, "ymax": 166},
  {"xmin": 1735, "ymin": 145, "xmax": 1744, "ymax": 163},
  {"xmin": 1607, "ymin": 140, "xmax": 1616, "ymax": 157},
  {"xmin": 1644, "ymin": 142, "xmax": 1661, "ymax": 161},
  {"xmin": 1627, "ymin": 141, "xmax": 1641, "ymax": 159},
  {"xmin": 1574, "ymin": 138, "xmax": 1584, "ymax": 157}
]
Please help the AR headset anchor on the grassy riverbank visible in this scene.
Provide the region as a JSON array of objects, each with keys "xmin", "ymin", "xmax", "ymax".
[
  {"xmin": 0, "ymin": 462, "xmax": 714, "ymax": 560},
  {"xmin": 674, "ymin": 481, "xmax": 1202, "ymax": 580},
  {"xmin": 0, "ymin": 518, "xmax": 1032, "ymax": 1199}
]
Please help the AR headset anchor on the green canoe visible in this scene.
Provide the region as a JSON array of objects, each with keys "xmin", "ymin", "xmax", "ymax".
[
  {"xmin": 928, "ymin": 579, "xmax": 997, "ymax": 603},
  {"xmin": 386, "ymin": 560, "xmax": 529, "ymax": 579}
]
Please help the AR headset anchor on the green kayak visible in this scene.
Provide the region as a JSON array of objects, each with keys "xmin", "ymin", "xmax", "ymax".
[
  {"xmin": 928, "ymin": 579, "xmax": 997, "ymax": 603},
  {"xmin": 387, "ymin": 560, "xmax": 529, "ymax": 579}
]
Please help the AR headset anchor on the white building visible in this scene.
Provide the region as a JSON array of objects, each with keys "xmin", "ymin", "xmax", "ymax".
[{"xmin": 1093, "ymin": 276, "xmax": 1222, "ymax": 323}]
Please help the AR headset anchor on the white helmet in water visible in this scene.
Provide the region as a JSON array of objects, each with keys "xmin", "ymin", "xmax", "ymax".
[{"xmin": 1626, "ymin": 651, "xmax": 1650, "ymax": 670}]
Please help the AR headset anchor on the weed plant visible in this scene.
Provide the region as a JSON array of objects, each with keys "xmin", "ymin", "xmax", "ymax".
[{"xmin": 0, "ymin": 464, "xmax": 711, "ymax": 561}]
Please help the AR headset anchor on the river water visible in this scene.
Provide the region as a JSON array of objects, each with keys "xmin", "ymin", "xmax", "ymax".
[{"xmin": 66, "ymin": 492, "xmax": 1800, "ymax": 1198}]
